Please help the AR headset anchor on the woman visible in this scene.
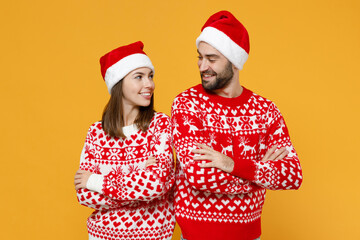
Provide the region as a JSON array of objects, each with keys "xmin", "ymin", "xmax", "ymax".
[{"xmin": 74, "ymin": 41, "xmax": 175, "ymax": 240}]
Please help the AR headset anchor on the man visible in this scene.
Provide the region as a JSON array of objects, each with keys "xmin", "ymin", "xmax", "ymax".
[{"xmin": 171, "ymin": 11, "xmax": 303, "ymax": 240}]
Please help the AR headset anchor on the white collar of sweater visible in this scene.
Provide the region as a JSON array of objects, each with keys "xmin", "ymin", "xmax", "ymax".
[{"xmin": 122, "ymin": 124, "xmax": 139, "ymax": 138}]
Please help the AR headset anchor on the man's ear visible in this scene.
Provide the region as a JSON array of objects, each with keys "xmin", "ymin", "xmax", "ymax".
[{"xmin": 232, "ymin": 64, "xmax": 239, "ymax": 71}]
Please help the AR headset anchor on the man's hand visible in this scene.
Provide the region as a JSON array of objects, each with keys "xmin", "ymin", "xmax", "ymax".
[
  {"xmin": 145, "ymin": 156, "xmax": 157, "ymax": 168},
  {"xmin": 192, "ymin": 144, "xmax": 289, "ymax": 173},
  {"xmin": 261, "ymin": 145, "xmax": 289, "ymax": 162},
  {"xmin": 192, "ymin": 143, "xmax": 234, "ymax": 173},
  {"xmin": 74, "ymin": 170, "xmax": 92, "ymax": 191}
]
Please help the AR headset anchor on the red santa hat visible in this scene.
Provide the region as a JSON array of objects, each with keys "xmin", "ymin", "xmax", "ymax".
[
  {"xmin": 100, "ymin": 41, "xmax": 154, "ymax": 93},
  {"xmin": 196, "ymin": 11, "xmax": 250, "ymax": 70}
]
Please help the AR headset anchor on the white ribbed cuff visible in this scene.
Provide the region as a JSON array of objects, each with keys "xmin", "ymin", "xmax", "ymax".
[
  {"xmin": 196, "ymin": 27, "xmax": 249, "ymax": 70},
  {"xmin": 86, "ymin": 174, "xmax": 104, "ymax": 194}
]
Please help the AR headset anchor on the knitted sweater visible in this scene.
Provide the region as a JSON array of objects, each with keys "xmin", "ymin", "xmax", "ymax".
[
  {"xmin": 76, "ymin": 112, "xmax": 175, "ymax": 240},
  {"xmin": 171, "ymin": 85, "xmax": 303, "ymax": 240}
]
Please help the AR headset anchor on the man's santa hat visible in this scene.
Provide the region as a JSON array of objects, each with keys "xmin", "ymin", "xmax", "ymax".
[
  {"xmin": 196, "ymin": 11, "xmax": 250, "ymax": 70},
  {"xmin": 100, "ymin": 41, "xmax": 154, "ymax": 93}
]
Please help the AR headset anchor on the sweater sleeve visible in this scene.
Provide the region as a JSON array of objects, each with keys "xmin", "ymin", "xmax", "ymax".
[
  {"xmin": 76, "ymin": 136, "xmax": 128, "ymax": 210},
  {"xmin": 87, "ymin": 115, "xmax": 175, "ymax": 202},
  {"xmin": 76, "ymin": 188, "xmax": 125, "ymax": 210},
  {"xmin": 172, "ymin": 96, "xmax": 256, "ymax": 194},
  {"xmin": 232, "ymin": 103, "xmax": 303, "ymax": 190}
]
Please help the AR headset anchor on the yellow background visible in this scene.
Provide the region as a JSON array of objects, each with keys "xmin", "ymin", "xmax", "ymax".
[{"xmin": 1, "ymin": 0, "xmax": 359, "ymax": 239}]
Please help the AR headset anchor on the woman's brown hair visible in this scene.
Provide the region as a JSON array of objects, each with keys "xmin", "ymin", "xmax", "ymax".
[{"xmin": 102, "ymin": 80, "xmax": 154, "ymax": 138}]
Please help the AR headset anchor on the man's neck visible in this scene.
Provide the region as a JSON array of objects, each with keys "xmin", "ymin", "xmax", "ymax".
[{"xmin": 213, "ymin": 78, "xmax": 243, "ymax": 98}]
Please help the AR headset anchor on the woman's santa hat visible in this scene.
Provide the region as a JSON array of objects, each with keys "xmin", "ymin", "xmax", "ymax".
[
  {"xmin": 100, "ymin": 41, "xmax": 154, "ymax": 93},
  {"xmin": 196, "ymin": 11, "xmax": 250, "ymax": 70}
]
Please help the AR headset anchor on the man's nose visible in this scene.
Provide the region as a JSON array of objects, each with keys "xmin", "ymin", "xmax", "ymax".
[{"xmin": 198, "ymin": 60, "xmax": 209, "ymax": 72}]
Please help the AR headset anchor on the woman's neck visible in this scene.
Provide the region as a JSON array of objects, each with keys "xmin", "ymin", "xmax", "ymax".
[{"xmin": 123, "ymin": 105, "xmax": 139, "ymax": 126}]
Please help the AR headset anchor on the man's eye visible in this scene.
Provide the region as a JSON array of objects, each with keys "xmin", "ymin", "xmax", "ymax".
[
  {"xmin": 197, "ymin": 56, "xmax": 203, "ymax": 60},
  {"xmin": 149, "ymin": 74, "xmax": 154, "ymax": 79},
  {"xmin": 135, "ymin": 76, "xmax": 142, "ymax": 79},
  {"xmin": 209, "ymin": 59, "xmax": 215, "ymax": 62}
]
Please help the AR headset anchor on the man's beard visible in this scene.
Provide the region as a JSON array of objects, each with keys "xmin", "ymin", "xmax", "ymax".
[{"xmin": 201, "ymin": 61, "xmax": 233, "ymax": 91}]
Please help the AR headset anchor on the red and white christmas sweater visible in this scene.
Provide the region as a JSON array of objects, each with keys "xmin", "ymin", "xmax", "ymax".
[
  {"xmin": 76, "ymin": 112, "xmax": 175, "ymax": 240},
  {"xmin": 171, "ymin": 84, "xmax": 303, "ymax": 240}
]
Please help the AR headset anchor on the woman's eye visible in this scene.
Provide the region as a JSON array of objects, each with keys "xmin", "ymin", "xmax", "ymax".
[
  {"xmin": 149, "ymin": 75, "xmax": 154, "ymax": 79},
  {"xmin": 135, "ymin": 75, "xmax": 142, "ymax": 79}
]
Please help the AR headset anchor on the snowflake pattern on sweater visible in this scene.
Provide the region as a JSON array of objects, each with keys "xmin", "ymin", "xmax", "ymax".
[
  {"xmin": 76, "ymin": 112, "xmax": 175, "ymax": 240},
  {"xmin": 171, "ymin": 85, "xmax": 303, "ymax": 240}
]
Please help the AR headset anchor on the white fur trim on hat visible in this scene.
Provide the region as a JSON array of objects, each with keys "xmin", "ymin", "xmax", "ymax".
[
  {"xmin": 104, "ymin": 53, "xmax": 154, "ymax": 93},
  {"xmin": 196, "ymin": 27, "xmax": 249, "ymax": 70}
]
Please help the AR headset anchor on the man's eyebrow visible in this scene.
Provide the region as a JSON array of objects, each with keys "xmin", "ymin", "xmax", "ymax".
[
  {"xmin": 205, "ymin": 54, "xmax": 220, "ymax": 58},
  {"xmin": 197, "ymin": 50, "xmax": 220, "ymax": 58}
]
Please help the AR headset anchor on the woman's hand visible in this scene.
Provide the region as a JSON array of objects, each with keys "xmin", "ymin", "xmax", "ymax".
[
  {"xmin": 74, "ymin": 170, "xmax": 92, "ymax": 191},
  {"xmin": 145, "ymin": 156, "xmax": 158, "ymax": 168}
]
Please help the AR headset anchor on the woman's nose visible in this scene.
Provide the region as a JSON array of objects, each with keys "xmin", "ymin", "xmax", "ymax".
[{"xmin": 143, "ymin": 77, "xmax": 154, "ymax": 89}]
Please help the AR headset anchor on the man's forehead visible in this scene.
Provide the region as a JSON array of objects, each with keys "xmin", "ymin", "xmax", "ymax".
[{"xmin": 197, "ymin": 42, "xmax": 224, "ymax": 57}]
